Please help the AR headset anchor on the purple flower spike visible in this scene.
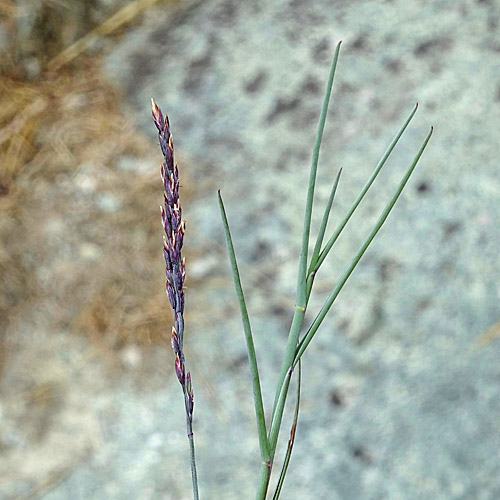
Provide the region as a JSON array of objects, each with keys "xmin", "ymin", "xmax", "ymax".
[{"xmin": 152, "ymin": 99, "xmax": 194, "ymax": 428}]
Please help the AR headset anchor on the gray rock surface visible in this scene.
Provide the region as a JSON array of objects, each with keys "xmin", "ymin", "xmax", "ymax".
[{"xmin": 9, "ymin": 0, "xmax": 498, "ymax": 499}]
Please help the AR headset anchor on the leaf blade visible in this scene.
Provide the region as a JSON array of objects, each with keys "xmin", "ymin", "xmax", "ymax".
[
  {"xmin": 271, "ymin": 360, "xmax": 302, "ymax": 500},
  {"xmin": 218, "ymin": 190, "xmax": 270, "ymax": 463},
  {"xmin": 296, "ymin": 126, "xmax": 433, "ymax": 365},
  {"xmin": 307, "ymin": 102, "xmax": 420, "ymax": 298},
  {"xmin": 307, "ymin": 167, "xmax": 342, "ymax": 285}
]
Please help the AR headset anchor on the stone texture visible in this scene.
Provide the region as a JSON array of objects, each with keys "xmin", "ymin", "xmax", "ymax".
[
  {"xmin": 102, "ymin": 1, "xmax": 500, "ymax": 498},
  {"xmin": 7, "ymin": 0, "xmax": 498, "ymax": 499}
]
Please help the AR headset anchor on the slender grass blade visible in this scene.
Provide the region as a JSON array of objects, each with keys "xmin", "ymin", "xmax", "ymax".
[
  {"xmin": 307, "ymin": 102, "xmax": 420, "ymax": 297},
  {"xmin": 307, "ymin": 167, "xmax": 342, "ymax": 288},
  {"xmin": 296, "ymin": 126, "xmax": 433, "ymax": 365},
  {"xmin": 218, "ymin": 190, "xmax": 270, "ymax": 462},
  {"xmin": 271, "ymin": 360, "xmax": 302, "ymax": 500}
]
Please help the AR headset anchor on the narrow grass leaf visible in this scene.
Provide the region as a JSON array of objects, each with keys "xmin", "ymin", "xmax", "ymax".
[
  {"xmin": 296, "ymin": 126, "xmax": 433, "ymax": 366},
  {"xmin": 306, "ymin": 102, "xmax": 419, "ymax": 297},
  {"xmin": 261, "ymin": 45, "xmax": 342, "ymax": 500},
  {"xmin": 270, "ymin": 40, "xmax": 342, "ymax": 456},
  {"xmin": 297, "ymin": 40, "xmax": 342, "ymax": 307},
  {"xmin": 268, "ymin": 368, "xmax": 293, "ymax": 449},
  {"xmin": 218, "ymin": 190, "xmax": 270, "ymax": 462},
  {"xmin": 271, "ymin": 359, "xmax": 302, "ymax": 500},
  {"xmin": 308, "ymin": 167, "xmax": 342, "ymax": 281}
]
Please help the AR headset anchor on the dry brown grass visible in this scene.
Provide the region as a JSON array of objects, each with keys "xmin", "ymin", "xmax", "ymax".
[
  {"xmin": 0, "ymin": 50, "xmax": 197, "ymax": 371},
  {"xmin": 47, "ymin": 0, "xmax": 170, "ymax": 72}
]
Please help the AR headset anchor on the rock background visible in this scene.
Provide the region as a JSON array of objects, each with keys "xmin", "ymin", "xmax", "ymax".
[{"xmin": 1, "ymin": 0, "xmax": 500, "ymax": 499}]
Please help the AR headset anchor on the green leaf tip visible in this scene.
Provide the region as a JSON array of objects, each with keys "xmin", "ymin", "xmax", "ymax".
[
  {"xmin": 308, "ymin": 166, "xmax": 343, "ymax": 279},
  {"xmin": 307, "ymin": 101, "xmax": 421, "ymax": 287}
]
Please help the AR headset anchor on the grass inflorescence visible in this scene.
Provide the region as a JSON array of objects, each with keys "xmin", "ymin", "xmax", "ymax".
[{"xmin": 152, "ymin": 98, "xmax": 199, "ymax": 500}]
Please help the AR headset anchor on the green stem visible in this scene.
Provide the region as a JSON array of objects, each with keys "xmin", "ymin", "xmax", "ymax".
[
  {"xmin": 271, "ymin": 40, "xmax": 342, "ymax": 421},
  {"xmin": 255, "ymin": 461, "xmax": 272, "ymax": 500},
  {"xmin": 295, "ymin": 127, "xmax": 433, "ymax": 366},
  {"xmin": 255, "ymin": 368, "xmax": 292, "ymax": 500},
  {"xmin": 187, "ymin": 415, "xmax": 200, "ymax": 500},
  {"xmin": 258, "ymin": 41, "xmax": 342, "ymax": 500},
  {"xmin": 218, "ymin": 191, "xmax": 270, "ymax": 466}
]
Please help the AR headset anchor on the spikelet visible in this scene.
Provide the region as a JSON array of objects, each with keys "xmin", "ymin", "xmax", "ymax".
[{"xmin": 153, "ymin": 98, "xmax": 193, "ymax": 419}]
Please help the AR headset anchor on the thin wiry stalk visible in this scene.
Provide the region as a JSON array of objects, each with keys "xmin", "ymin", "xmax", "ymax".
[
  {"xmin": 218, "ymin": 191, "xmax": 270, "ymax": 466},
  {"xmin": 152, "ymin": 99, "xmax": 199, "ymax": 500},
  {"xmin": 271, "ymin": 359, "xmax": 301, "ymax": 500}
]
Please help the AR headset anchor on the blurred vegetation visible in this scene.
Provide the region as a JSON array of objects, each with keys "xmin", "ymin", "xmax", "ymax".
[{"xmin": 0, "ymin": 0, "xmax": 187, "ymax": 379}]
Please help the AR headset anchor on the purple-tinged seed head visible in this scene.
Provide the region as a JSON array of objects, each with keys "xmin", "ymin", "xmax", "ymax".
[{"xmin": 154, "ymin": 99, "xmax": 195, "ymax": 440}]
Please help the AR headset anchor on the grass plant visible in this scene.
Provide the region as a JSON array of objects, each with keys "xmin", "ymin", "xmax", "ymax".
[{"xmin": 156, "ymin": 40, "xmax": 432, "ymax": 500}]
